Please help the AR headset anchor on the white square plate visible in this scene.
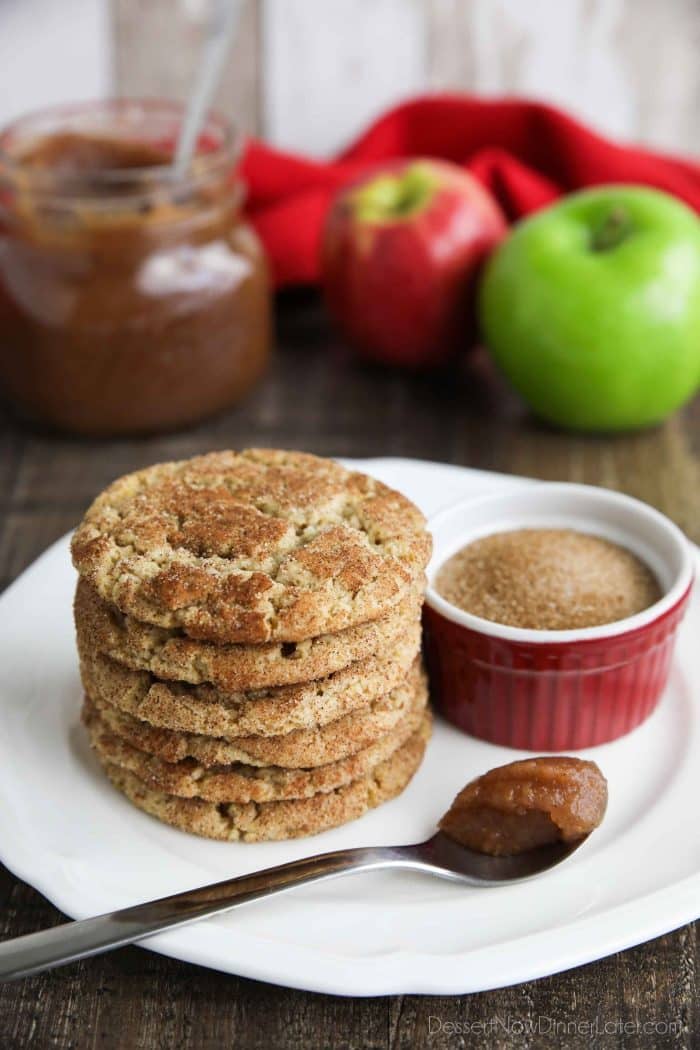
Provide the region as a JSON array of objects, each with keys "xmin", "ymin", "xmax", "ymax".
[{"xmin": 0, "ymin": 458, "xmax": 697, "ymax": 995}]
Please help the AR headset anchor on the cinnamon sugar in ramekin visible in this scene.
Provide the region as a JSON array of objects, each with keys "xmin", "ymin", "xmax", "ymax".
[{"xmin": 435, "ymin": 528, "xmax": 661, "ymax": 631}]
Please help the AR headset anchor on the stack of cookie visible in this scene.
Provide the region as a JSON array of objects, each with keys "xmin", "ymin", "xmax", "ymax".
[{"xmin": 72, "ymin": 450, "xmax": 432, "ymax": 842}]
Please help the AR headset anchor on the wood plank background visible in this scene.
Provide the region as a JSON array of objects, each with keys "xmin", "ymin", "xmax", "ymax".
[{"xmin": 111, "ymin": 0, "xmax": 700, "ymax": 155}]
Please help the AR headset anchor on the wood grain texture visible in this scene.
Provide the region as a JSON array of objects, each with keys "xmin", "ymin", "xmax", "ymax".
[
  {"xmin": 428, "ymin": 0, "xmax": 700, "ymax": 153},
  {"xmin": 0, "ymin": 294, "xmax": 698, "ymax": 1048},
  {"xmin": 262, "ymin": 0, "xmax": 426, "ymax": 155},
  {"xmin": 111, "ymin": 0, "xmax": 262, "ymax": 134},
  {"xmin": 109, "ymin": 0, "xmax": 698, "ymax": 155},
  {"xmin": 426, "ymin": 0, "xmax": 700, "ymax": 155}
]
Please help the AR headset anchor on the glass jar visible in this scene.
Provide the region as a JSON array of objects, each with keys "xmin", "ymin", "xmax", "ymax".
[{"xmin": 0, "ymin": 100, "xmax": 271, "ymax": 435}]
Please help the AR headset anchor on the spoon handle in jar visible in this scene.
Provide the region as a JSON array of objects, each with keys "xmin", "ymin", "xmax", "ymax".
[{"xmin": 173, "ymin": 0, "xmax": 244, "ymax": 179}]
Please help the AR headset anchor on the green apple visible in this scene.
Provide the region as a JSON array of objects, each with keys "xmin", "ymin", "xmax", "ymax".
[{"xmin": 479, "ymin": 186, "xmax": 700, "ymax": 430}]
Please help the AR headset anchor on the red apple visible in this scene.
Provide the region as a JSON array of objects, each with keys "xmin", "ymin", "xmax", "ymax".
[{"xmin": 321, "ymin": 159, "xmax": 507, "ymax": 368}]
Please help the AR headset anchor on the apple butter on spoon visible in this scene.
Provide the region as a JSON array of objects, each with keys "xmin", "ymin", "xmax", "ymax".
[{"xmin": 439, "ymin": 756, "xmax": 608, "ymax": 857}]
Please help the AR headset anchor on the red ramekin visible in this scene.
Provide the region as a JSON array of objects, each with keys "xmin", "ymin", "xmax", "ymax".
[{"xmin": 423, "ymin": 483, "xmax": 694, "ymax": 750}]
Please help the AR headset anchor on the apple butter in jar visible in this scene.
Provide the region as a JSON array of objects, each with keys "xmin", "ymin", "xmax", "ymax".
[{"xmin": 0, "ymin": 101, "xmax": 271, "ymax": 435}]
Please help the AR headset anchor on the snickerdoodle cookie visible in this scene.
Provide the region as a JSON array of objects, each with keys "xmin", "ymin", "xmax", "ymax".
[
  {"xmin": 98, "ymin": 712, "xmax": 432, "ymax": 841},
  {"xmin": 83, "ymin": 659, "xmax": 427, "ymax": 768},
  {"xmin": 83, "ymin": 678, "xmax": 427, "ymax": 804},
  {"xmin": 77, "ymin": 623, "xmax": 421, "ymax": 739},
  {"xmin": 75, "ymin": 449, "xmax": 432, "ymax": 842},
  {"xmin": 72, "ymin": 450, "xmax": 431, "ymax": 644},
  {"xmin": 75, "ymin": 578, "xmax": 422, "ymax": 692}
]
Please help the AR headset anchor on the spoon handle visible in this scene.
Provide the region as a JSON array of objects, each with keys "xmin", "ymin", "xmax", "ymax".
[
  {"xmin": 0, "ymin": 844, "xmax": 414, "ymax": 982},
  {"xmin": 173, "ymin": 0, "xmax": 244, "ymax": 179}
]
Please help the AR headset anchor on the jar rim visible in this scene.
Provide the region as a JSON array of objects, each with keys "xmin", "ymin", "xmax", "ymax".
[{"xmin": 0, "ymin": 98, "xmax": 242, "ymax": 202}]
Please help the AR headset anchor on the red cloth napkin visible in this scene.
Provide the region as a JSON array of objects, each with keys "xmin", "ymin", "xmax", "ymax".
[{"xmin": 240, "ymin": 95, "xmax": 700, "ymax": 288}]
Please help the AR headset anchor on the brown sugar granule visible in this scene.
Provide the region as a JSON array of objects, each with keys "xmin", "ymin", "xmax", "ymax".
[{"xmin": 434, "ymin": 528, "xmax": 662, "ymax": 630}]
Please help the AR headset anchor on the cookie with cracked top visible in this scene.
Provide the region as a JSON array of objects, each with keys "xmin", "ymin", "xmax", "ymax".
[{"xmin": 71, "ymin": 449, "xmax": 430, "ymax": 644}]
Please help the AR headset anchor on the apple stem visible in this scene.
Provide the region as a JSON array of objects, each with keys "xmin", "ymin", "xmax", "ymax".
[{"xmin": 591, "ymin": 206, "xmax": 633, "ymax": 251}]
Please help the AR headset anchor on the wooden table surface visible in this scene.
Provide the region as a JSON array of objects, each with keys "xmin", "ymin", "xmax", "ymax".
[{"xmin": 0, "ymin": 294, "xmax": 697, "ymax": 1049}]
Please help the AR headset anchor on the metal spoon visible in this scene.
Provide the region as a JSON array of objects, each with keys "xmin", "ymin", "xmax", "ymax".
[
  {"xmin": 0, "ymin": 830, "xmax": 589, "ymax": 982},
  {"xmin": 172, "ymin": 0, "xmax": 244, "ymax": 181}
]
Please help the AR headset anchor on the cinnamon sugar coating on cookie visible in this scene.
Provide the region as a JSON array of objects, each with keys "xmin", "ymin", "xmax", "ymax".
[
  {"xmin": 83, "ymin": 659, "xmax": 427, "ymax": 768},
  {"xmin": 99, "ymin": 712, "xmax": 432, "ymax": 841},
  {"xmin": 82, "ymin": 667, "xmax": 428, "ymax": 804},
  {"xmin": 78, "ymin": 632, "xmax": 423, "ymax": 743},
  {"xmin": 72, "ymin": 449, "xmax": 431, "ymax": 644},
  {"xmin": 74, "ymin": 578, "xmax": 423, "ymax": 692}
]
